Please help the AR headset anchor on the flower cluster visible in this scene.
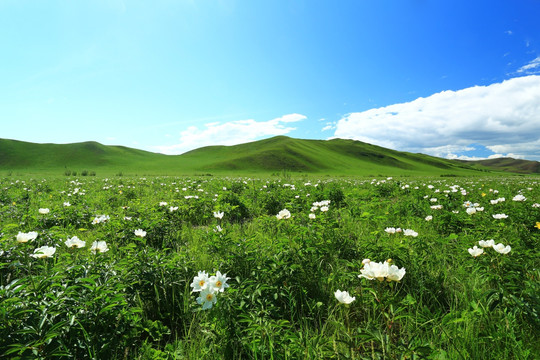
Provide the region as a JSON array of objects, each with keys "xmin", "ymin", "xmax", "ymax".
[
  {"xmin": 190, "ymin": 270, "xmax": 230, "ymax": 310},
  {"xmin": 469, "ymin": 239, "xmax": 511, "ymax": 256},
  {"xmin": 358, "ymin": 259, "xmax": 406, "ymax": 282},
  {"xmin": 92, "ymin": 215, "xmax": 110, "ymax": 224},
  {"xmin": 311, "ymin": 200, "xmax": 331, "ymax": 213},
  {"xmin": 385, "ymin": 227, "xmax": 417, "ymax": 237}
]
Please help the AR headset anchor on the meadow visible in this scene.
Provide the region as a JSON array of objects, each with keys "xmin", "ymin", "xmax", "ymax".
[{"xmin": 0, "ymin": 174, "xmax": 538, "ymax": 359}]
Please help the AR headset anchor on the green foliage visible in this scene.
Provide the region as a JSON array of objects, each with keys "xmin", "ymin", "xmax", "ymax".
[{"xmin": 0, "ymin": 174, "xmax": 538, "ymax": 358}]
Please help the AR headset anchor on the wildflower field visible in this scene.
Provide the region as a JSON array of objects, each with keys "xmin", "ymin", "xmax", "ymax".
[{"xmin": 0, "ymin": 175, "xmax": 539, "ymax": 359}]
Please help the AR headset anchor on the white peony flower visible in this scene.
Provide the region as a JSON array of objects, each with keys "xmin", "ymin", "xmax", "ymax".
[
  {"xmin": 276, "ymin": 209, "xmax": 291, "ymax": 220},
  {"xmin": 468, "ymin": 246, "xmax": 484, "ymax": 257},
  {"xmin": 403, "ymin": 229, "xmax": 418, "ymax": 237},
  {"xmin": 65, "ymin": 236, "xmax": 86, "ymax": 248},
  {"xmin": 478, "ymin": 239, "xmax": 495, "ymax": 248},
  {"xmin": 334, "ymin": 290, "xmax": 356, "ymax": 304},
  {"xmin": 134, "ymin": 229, "xmax": 147, "ymax": 237},
  {"xmin": 90, "ymin": 241, "xmax": 109, "ymax": 254},
  {"xmin": 30, "ymin": 246, "xmax": 56, "ymax": 258},
  {"xmin": 16, "ymin": 231, "xmax": 38, "ymax": 243},
  {"xmin": 492, "ymin": 243, "xmax": 511, "ymax": 254}
]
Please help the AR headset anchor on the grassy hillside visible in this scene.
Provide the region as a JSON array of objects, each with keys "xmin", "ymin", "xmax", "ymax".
[
  {"xmin": 0, "ymin": 136, "xmax": 521, "ymax": 176},
  {"xmin": 458, "ymin": 157, "xmax": 540, "ymax": 174},
  {"xmin": 179, "ymin": 136, "xmax": 487, "ymax": 176}
]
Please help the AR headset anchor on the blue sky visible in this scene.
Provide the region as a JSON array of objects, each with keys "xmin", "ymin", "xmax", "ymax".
[{"xmin": 2, "ymin": 0, "xmax": 540, "ymax": 160}]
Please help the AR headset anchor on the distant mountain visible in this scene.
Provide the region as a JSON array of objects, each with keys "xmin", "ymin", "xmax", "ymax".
[
  {"xmin": 457, "ymin": 157, "xmax": 540, "ymax": 174},
  {"xmin": 0, "ymin": 136, "xmax": 536, "ymax": 176}
]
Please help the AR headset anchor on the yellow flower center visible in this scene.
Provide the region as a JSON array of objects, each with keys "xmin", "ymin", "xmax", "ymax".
[
  {"xmin": 215, "ymin": 281, "xmax": 222, "ymax": 288},
  {"xmin": 199, "ymin": 280, "xmax": 205, "ymax": 287},
  {"xmin": 206, "ymin": 293, "xmax": 214, "ymax": 301}
]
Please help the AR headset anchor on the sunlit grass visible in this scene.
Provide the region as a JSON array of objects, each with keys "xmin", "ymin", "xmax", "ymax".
[{"xmin": 0, "ymin": 175, "xmax": 538, "ymax": 358}]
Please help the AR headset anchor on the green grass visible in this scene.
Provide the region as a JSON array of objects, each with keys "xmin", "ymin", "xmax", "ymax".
[
  {"xmin": 1, "ymin": 174, "xmax": 538, "ymax": 359},
  {"xmin": 1, "ymin": 136, "xmax": 527, "ymax": 177}
]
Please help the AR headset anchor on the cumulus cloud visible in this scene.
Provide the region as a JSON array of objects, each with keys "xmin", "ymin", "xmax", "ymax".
[
  {"xmin": 332, "ymin": 75, "xmax": 540, "ymax": 161},
  {"xmin": 155, "ymin": 113, "xmax": 306, "ymax": 154}
]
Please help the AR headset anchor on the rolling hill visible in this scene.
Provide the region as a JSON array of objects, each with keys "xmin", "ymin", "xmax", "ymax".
[{"xmin": 0, "ymin": 136, "xmax": 537, "ymax": 176}]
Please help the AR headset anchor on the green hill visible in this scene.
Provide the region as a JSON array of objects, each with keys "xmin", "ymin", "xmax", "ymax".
[
  {"xmin": 0, "ymin": 136, "xmax": 532, "ymax": 176},
  {"xmin": 457, "ymin": 157, "xmax": 540, "ymax": 174}
]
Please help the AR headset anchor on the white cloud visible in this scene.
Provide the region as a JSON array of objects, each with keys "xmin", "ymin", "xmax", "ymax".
[
  {"xmin": 422, "ymin": 145, "xmax": 475, "ymax": 159},
  {"xmin": 155, "ymin": 113, "xmax": 306, "ymax": 154},
  {"xmin": 517, "ymin": 57, "xmax": 540, "ymax": 75},
  {"xmin": 332, "ymin": 75, "xmax": 540, "ymax": 161}
]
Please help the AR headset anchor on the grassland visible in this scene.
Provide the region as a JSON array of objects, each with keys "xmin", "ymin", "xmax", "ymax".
[
  {"xmin": 3, "ymin": 136, "xmax": 536, "ymax": 177},
  {"xmin": 1, "ymin": 174, "xmax": 539, "ymax": 359}
]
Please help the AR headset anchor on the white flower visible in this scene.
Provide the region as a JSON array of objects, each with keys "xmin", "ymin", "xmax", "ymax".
[
  {"xmin": 320, "ymin": 206, "xmax": 329, "ymax": 212},
  {"xmin": 169, "ymin": 206, "xmax": 178, "ymax": 212},
  {"xmin": 430, "ymin": 198, "xmax": 438, "ymax": 202},
  {"xmin": 512, "ymin": 194, "xmax": 526, "ymax": 201},
  {"xmin": 92, "ymin": 215, "xmax": 110, "ymax": 224},
  {"xmin": 65, "ymin": 236, "xmax": 85, "ymax": 248},
  {"xmin": 493, "ymin": 243, "xmax": 511, "ymax": 254},
  {"xmin": 532, "ymin": 203, "xmax": 540, "ymax": 208},
  {"xmin": 403, "ymin": 229, "xmax": 418, "ymax": 237},
  {"xmin": 492, "ymin": 214, "xmax": 508, "ymax": 219},
  {"xmin": 213, "ymin": 211, "xmax": 224, "ymax": 219},
  {"xmin": 134, "ymin": 229, "xmax": 147, "ymax": 237},
  {"xmin": 359, "ymin": 261, "xmax": 405, "ymax": 282},
  {"xmin": 309, "ymin": 213, "xmax": 316, "ymax": 219},
  {"xmin": 478, "ymin": 239, "xmax": 495, "ymax": 248},
  {"xmin": 213, "ymin": 225, "xmax": 223, "ymax": 233},
  {"xmin": 468, "ymin": 246, "xmax": 484, "ymax": 257},
  {"xmin": 90, "ymin": 241, "xmax": 109, "ymax": 254},
  {"xmin": 384, "ymin": 227, "xmax": 396, "ymax": 234},
  {"xmin": 359, "ymin": 261, "xmax": 388, "ymax": 281},
  {"xmin": 386, "ymin": 264, "xmax": 406, "ymax": 282},
  {"xmin": 159, "ymin": 201, "xmax": 168, "ymax": 206},
  {"xmin": 30, "ymin": 246, "xmax": 56, "ymax": 258},
  {"xmin": 63, "ymin": 202, "xmax": 71, "ymax": 207},
  {"xmin": 466, "ymin": 207, "xmax": 477, "ymax": 215},
  {"xmin": 276, "ymin": 209, "xmax": 291, "ymax": 220},
  {"xmin": 425, "ymin": 215, "xmax": 433, "ymax": 221},
  {"xmin": 430, "ymin": 205, "xmax": 443, "ymax": 210},
  {"xmin": 190, "ymin": 271, "xmax": 209, "ymax": 292},
  {"xmin": 362, "ymin": 258, "xmax": 371, "ymax": 265},
  {"xmin": 16, "ymin": 231, "xmax": 38, "ymax": 243},
  {"xmin": 208, "ymin": 271, "xmax": 230, "ymax": 293},
  {"xmin": 196, "ymin": 288, "xmax": 218, "ymax": 310},
  {"xmin": 38, "ymin": 208, "xmax": 50, "ymax": 214},
  {"xmin": 334, "ymin": 290, "xmax": 355, "ymax": 304}
]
